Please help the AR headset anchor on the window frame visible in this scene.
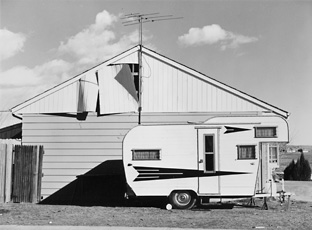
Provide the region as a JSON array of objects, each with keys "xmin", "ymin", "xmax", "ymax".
[
  {"xmin": 237, "ymin": 145, "xmax": 257, "ymax": 160},
  {"xmin": 269, "ymin": 145, "xmax": 279, "ymax": 164},
  {"xmin": 131, "ymin": 149, "xmax": 161, "ymax": 161},
  {"xmin": 254, "ymin": 126, "xmax": 277, "ymax": 138},
  {"xmin": 203, "ymin": 134, "xmax": 215, "ymax": 173}
]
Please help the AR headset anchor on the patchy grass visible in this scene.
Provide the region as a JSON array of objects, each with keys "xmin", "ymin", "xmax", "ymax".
[{"xmin": 0, "ymin": 199, "xmax": 311, "ymax": 229}]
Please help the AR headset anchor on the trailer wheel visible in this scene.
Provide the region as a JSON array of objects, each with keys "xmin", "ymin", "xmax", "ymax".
[{"xmin": 169, "ymin": 191, "xmax": 197, "ymax": 209}]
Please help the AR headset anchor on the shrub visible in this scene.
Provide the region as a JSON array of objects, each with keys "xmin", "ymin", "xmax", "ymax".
[{"xmin": 284, "ymin": 152, "xmax": 311, "ymax": 181}]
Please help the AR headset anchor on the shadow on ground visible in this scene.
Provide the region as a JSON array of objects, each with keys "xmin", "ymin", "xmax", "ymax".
[{"xmin": 40, "ymin": 160, "xmax": 128, "ymax": 207}]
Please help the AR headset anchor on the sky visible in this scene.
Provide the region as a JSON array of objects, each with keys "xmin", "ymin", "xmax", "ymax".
[{"xmin": 0, "ymin": 0, "xmax": 311, "ymax": 145}]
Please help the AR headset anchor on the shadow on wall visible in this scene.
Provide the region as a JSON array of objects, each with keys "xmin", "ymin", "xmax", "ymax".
[{"xmin": 40, "ymin": 160, "xmax": 127, "ymax": 206}]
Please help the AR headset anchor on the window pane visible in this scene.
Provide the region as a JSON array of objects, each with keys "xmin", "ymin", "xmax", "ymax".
[
  {"xmin": 205, "ymin": 154, "xmax": 214, "ymax": 171},
  {"xmin": 269, "ymin": 147, "xmax": 278, "ymax": 163},
  {"xmin": 205, "ymin": 135, "xmax": 214, "ymax": 153},
  {"xmin": 238, "ymin": 146, "xmax": 256, "ymax": 159},
  {"xmin": 255, "ymin": 127, "xmax": 277, "ymax": 138},
  {"xmin": 132, "ymin": 150, "xmax": 160, "ymax": 160}
]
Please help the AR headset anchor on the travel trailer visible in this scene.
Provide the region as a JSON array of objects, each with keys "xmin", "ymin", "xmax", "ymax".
[{"xmin": 123, "ymin": 115, "xmax": 289, "ymax": 209}]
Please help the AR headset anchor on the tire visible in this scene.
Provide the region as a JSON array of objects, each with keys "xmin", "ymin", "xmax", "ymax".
[{"xmin": 169, "ymin": 191, "xmax": 197, "ymax": 209}]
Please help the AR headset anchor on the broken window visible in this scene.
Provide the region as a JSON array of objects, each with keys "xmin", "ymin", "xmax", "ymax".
[{"xmin": 128, "ymin": 64, "xmax": 140, "ymax": 100}]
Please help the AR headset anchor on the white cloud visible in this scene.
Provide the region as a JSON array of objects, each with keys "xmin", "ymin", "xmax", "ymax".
[
  {"xmin": 0, "ymin": 59, "xmax": 73, "ymax": 109},
  {"xmin": 0, "ymin": 28, "xmax": 27, "ymax": 60},
  {"xmin": 178, "ymin": 24, "xmax": 258, "ymax": 50},
  {"xmin": 58, "ymin": 10, "xmax": 143, "ymax": 66},
  {"xmin": 0, "ymin": 59, "xmax": 72, "ymax": 87}
]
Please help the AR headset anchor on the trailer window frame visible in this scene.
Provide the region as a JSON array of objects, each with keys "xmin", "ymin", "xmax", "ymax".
[
  {"xmin": 254, "ymin": 126, "xmax": 277, "ymax": 138},
  {"xmin": 237, "ymin": 145, "xmax": 257, "ymax": 160},
  {"xmin": 269, "ymin": 145, "xmax": 279, "ymax": 163},
  {"xmin": 203, "ymin": 134, "xmax": 215, "ymax": 173},
  {"xmin": 132, "ymin": 149, "xmax": 161, "ymax": 161}
]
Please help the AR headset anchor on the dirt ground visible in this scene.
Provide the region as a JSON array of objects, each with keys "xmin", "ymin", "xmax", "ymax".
[{"xmin": 0, "ymin": 198, "xmax": 311, "ymax": 229}]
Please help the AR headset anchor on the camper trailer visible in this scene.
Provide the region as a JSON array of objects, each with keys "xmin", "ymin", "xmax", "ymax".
[{"xmin": 123, "ymin": 115, "xmax": 289, "ymax": 209}]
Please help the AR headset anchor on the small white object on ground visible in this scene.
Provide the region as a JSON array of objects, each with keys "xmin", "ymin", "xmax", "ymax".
[{"xmin": 166, "ymin": 204, "xmax": 172, "ymax": 210}]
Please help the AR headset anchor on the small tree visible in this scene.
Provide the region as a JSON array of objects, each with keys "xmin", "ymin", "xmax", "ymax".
[
  {"xmin": 284, "ymin": 159, "xmax": 296, "ymax": 180},
  {"xmin": 284, "ymin": 151, "xmax": 311, "ymax": 181},
  {"xmin": 298, "ymin": 152, "xmax": 311, "ymax": 181}
]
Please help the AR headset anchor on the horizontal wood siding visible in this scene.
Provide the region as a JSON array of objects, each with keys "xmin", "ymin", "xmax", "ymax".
[{"xmin": 22, "ymin": 112, "xmax": 236, "ymax": 198}]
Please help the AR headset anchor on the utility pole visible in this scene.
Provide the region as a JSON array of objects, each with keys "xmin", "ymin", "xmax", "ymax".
[{"xmin": 122, "ymin": 13, "xmax": 182, "ymax": 124}]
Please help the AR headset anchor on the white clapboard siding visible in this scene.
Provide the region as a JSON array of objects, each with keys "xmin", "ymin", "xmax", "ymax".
[
  {"xmin": 40, "ymin": 149, "xmax": 122, "ymax": 156},
  {"xmin": 43, "ymin": 162, "xmax": 107, "ymax": 169},
  {"xmin": 42, "ymin": 182, "xmax": 71, "ymax": 189},
  {"xmin": 24, "ymin": 142, "xmax": 122, "ymax": 149},
  {"xmin": 42, "ymin": 168, "xmax": 90, "ymax": 176},
  {"xmin": 23, "ymin": 122, "xmax": 135, "ymax": 130},
  {"xmin": 43, "ymin": 155, "xmax": 119, "ymax": 162},
  {"xmin": 24, "ymin": 129, "xmax": 130, "ymax": 137},
  {"xmin": 43, "ymin": 175, "xmax": 77, "ymax": 182},
  {"xmin": 23, "ymin": 135, "xmax": 124, "ymax": 143}
]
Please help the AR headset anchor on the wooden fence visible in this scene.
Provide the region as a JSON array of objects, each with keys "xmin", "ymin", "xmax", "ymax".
[{"xmin": 0, "ymin": 140, "xmax": 44, "ymax": 203}]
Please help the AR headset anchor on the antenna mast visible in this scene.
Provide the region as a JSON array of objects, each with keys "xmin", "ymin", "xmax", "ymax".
[{"xmin": 122, "ymin": 13, "xmax": 183, "ymax": 124}]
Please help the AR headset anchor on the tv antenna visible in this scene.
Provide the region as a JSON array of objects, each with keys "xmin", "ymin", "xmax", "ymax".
[{"xmin": 121, "ymin": 13, "xmax": 183, "ymax": 124}]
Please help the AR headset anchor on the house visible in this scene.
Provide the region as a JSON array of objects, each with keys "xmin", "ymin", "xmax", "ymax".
[{"xmin": 11, "ymin": 45, "xmax": 289, "ymax": 205}]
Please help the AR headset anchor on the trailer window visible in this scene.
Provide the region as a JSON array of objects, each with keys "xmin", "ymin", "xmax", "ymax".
[
  {"xmin": 254, "ymin": 127, "xmax": 277, "ymax": 138},
  {"xmin": 237, "ymin": 145, "xmax": 256, "ymax": 160},
  {"xmin": 132, "ymin": 149, "xmax": 161, "ymax": 160}
]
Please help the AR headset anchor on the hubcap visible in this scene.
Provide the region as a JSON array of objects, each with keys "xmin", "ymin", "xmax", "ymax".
[{"xmin": 176, "ymin": 193, "xmax": 191, "ymax": 205}]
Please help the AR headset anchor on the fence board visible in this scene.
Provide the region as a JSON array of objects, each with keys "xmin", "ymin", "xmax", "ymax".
[
  {"xmin": 0, "ymin": 144, "xmax": 6, "ymax": 203},
  {"xmin": 5, "ymin": 143, "xmax": 13, "ymax": 202},
  {"xmin": 37, "ymin": 146, "xmax": 44, "ymax": 202}
]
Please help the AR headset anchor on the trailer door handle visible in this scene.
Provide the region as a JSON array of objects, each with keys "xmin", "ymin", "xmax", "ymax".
[{"xmin": 199, "ymin": 159, "xmax": 203, "ymax": 163}]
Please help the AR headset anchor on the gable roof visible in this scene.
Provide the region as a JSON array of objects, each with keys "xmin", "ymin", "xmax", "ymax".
[{"xmin": 11, "ymin": 45, "xmax": 289, "ymax": 118}]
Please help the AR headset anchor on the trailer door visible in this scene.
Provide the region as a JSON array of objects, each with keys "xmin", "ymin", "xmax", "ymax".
[{"xmin": 197, "ymin": 128, "xmax": 220, "ymax": 195}]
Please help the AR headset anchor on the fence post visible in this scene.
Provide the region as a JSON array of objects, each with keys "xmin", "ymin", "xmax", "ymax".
[
  {"xmin": 31, "ymin": 146, "xmax": 38, "ymax": 203},
  {"xmin": 37, "ymin": 146, "xmax": 44, "ymax": 202},
  {"xmin": 0, "ymin": 144, "xmax": 7, "ymax": 203},
  {"xmin": 5, "ymin": 143, "xmax": 14, "ymax": 203}
]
